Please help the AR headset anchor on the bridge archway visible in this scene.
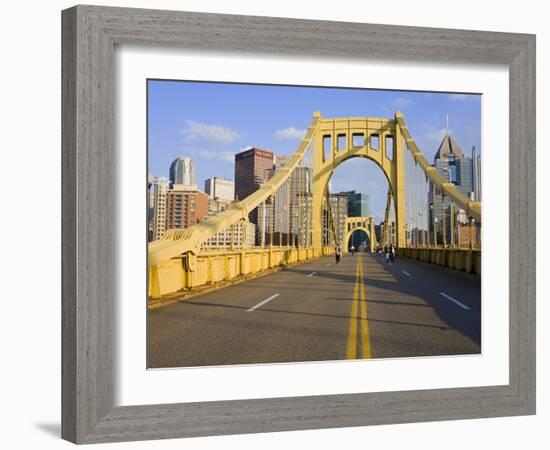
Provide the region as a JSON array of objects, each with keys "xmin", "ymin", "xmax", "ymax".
[
  {"xmin": 312, "ymin": 113, "xmax": 405, "ymax": 250},
  {"xmin": 344, "ymin": 216, "xmax": 377, "ymax": 252},
  {"xmin": 345, "ymin": 227, "xmax": 373, "ymax": 252}
]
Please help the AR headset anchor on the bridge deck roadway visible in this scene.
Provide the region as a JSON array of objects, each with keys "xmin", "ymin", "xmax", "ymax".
[{"xmin": 148, "ymin": 253, "xmax": 481, "ymax": 368}]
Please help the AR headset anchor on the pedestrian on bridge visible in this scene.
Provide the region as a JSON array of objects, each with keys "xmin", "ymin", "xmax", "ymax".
[
  {"xmin": 390, "ymin": 243, "xmax": 396, "ymax": 264},
  {"xmin": 335, "ymin": 245, "xmax": 342, "ymax": 264}
]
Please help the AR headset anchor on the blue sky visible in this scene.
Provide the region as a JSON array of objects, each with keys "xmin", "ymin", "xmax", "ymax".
[{"xmin": 148, "ymin": 80, "xmax": 481, "ymax": 221}]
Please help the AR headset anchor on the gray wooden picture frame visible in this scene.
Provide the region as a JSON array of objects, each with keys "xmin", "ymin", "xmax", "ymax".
[{"xmin": 61, "ymin": 4, "xmax": 536, "ymax": 444}]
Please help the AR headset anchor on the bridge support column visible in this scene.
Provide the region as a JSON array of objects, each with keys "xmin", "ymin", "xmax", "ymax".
[
  {"xmin": 393, "ymin": 113, "xmax": 406, "ymax": 248},
  {"xmin": 312, "ymin": 126, "xmax": 330, "ymax": 252}
]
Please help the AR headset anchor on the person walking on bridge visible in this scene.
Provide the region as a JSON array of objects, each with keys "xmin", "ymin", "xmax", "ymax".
[{"xmin": 335, "ymin": 245, "xmax": 342, "ymax": 264}]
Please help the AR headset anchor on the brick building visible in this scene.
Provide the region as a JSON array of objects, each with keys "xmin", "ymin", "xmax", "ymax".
[{"xmin": 165, "ymin": 185, "xmax": 209, "ymax": 230}]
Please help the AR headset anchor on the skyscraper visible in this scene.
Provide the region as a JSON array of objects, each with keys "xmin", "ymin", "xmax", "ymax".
[
  {"xmin": 204, "ymin": 177, "xmax": 235, "ymax": 201},
  {"xmin": 342, "ymin": 190, "xmax": 370, "ymax": 217},
  {"xmin": 169, "ymin": 156, "xmax": 196, "ymax": 187},
  {"xmin": 151, "ymin": 177, "xmax": 170, "ymax": 241},
  {"xmin": 323, "ymin": 193, "xmax": 348, "ymax": 247},
  {"xmin": 235, "ymin": 148, "xmax": 274, "ymax": 243},
  {"xmin": 256, "ymin": 159, "xmax": 313, "ymax": 247},
  {"xmin": 431, "ymin": 134, "xmax": 474, "ymax": 216},
  {"xmin": 472, "ymin": 146, "xmax": 482, "ymax": 202},
  {"xmin": 234, "ymin": 148, "xmax": 274, "ymax": 201},
  {"xmin": 430, "ymin": 133, "xmax": 476, "ymax": 243}
]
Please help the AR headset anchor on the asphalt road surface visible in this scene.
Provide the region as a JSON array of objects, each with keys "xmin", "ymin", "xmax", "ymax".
[{"xmin": 148, "ymin": 252, "xmax": 481, "ymax": 368}]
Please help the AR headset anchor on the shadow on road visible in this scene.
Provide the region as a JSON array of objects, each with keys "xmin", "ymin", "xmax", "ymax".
[{"xmin": 286, "ymin": 256, "xmax": 481, "ymax": 346}]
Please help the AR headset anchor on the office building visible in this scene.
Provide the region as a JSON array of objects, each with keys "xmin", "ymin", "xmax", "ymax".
[
  {"xmin": 430, "ymin": 133, "xmax": 474, "ymax": 219},
  {"xmin": 169, "ymin": 156, "xmax": 196, "ymax": 187},
  {"xmin": 323, "ymin": 193, "xmax": 348, "ymax": 247},
  {"xmin": 234, "ymin": 148, "xmax": 274, "ymax": 201},
  {"xmin": 165, "ymin": 185, "xmax": 208, "ymax": 230},
  {"xmin": 204, "ymin": 177, "xmax": 235, "ymax": 201},
  {"xmin": 472, "ymin": 146, "xmax": 482, "ymax": 202},
  {"xmin": 203, "ymin": 196, "xmax": 256, "ymax": 248},
  {"xmin": 342, "ymin": 190, "xmax": 370, "ymax": 217},
  {"xmin": 235, "ymin": 148, "xmax": 274, "ymax": 244},
  {"xmin": 207, "ymin": 197, "xmax": 232, "ymax": 217},
  {"xmin": 256, "ymin": 158, "xmax": 314, "ymax": 247},
  {"xmin": 203, "ymin": 222, "xmax": 256, "ymax": 249},
  {"xmin": 151, "ymin": 177, "xmax": 170, "ymax": 241}
]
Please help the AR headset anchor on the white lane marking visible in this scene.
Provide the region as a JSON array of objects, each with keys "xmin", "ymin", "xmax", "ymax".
[
  {"xmin": 401, "ymin": 270, "xmax": 411, "ymax": 277},
  {"xmin": 247, "ymin": 294, "xmax": 280, "ymax": 312},
  {"xmin": 307, "ymin": 271, "xmax": 317, "ymax": 277},
  {"xmin": 439, "ymin": 292, "xmax": 471, "ymax": 310}
]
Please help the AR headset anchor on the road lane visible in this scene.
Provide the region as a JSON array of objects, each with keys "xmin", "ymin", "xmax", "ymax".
[
  {"xmin": 148, "ymin": 255, "xmax": 357, "ymax": 367},
  {"xmin": 362, "ymin": 253, "xmax": 480, "ymax": 357},
  {"xmin": 148, "ymin": 252, "xmax": 481, "ymax": 368}
]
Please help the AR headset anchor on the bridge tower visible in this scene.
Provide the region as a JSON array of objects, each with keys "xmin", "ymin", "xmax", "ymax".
[{"xmin": 311, "ymin": 112, "xmax": 406, "ymax": 251}]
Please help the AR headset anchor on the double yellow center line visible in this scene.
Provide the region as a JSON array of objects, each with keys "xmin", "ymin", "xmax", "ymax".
[{"xmin": 345, "ymin": 256, "xmax": 372, "ymax": 359}]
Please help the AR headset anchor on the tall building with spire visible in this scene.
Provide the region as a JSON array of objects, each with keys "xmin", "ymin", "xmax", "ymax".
[{"xmin": 430, "ymin": 132, "xmax": 474, "ymax": 233}]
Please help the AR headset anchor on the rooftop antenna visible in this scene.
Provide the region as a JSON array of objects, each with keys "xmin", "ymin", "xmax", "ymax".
[{"xmin": 446, "ymin": 113, "xmax": 449, "ymax": 135}]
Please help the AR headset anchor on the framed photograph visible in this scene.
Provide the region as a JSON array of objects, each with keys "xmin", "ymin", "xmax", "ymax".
[{"xmin": 62, "ymin": 5, "xmax": 535, "ymax": 444}]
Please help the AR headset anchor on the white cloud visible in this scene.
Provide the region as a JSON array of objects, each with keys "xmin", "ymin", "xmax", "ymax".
[
  {"xmin": 182, "ymin": 120, "xmax": 240, "ymax": 143},
  {"xmin": 197, "ymin": 149, "xmax": 235, "ymax": 163},
  {"xmin": 392, "ymin": 97, "xmax": 412, "ymax": 109},
  {"xmin": 275, "ymin": 126, "xmax": 307, "ymax": 140},
  {"xmin": 426, "ymin": 128, "xmax": 449, "ymax": 143}
]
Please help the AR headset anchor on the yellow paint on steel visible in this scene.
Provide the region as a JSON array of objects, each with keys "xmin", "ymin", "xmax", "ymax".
[
  {"xmin": 345, "ymin": 256, "xmax": 372, "ymax": 359},
  {"xmin": 344, "ymin": 216, "xmax": 376, "ymax": 252}
]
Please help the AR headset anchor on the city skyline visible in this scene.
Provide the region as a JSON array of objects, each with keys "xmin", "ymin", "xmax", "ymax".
[{"xmin": 148, "ymin": 80, "xmax": 481, "ymax": 221}]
